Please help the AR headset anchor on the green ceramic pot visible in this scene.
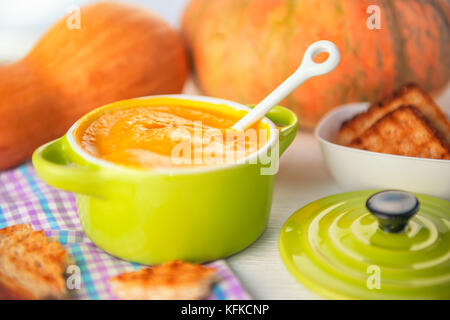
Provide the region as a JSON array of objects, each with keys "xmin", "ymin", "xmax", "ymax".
[
  {"xmin": 33, "ymin": 95, "xmax": 298, "ymax": 264},
  {"xmin": 279, "ymin": 190, "xmax": 450, "ymax": 300}
]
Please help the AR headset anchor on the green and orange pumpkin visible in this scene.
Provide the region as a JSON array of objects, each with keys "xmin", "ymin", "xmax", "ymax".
[{"xmin": 182, "ymin": 0, "xmax": 450, "ymax": 128}]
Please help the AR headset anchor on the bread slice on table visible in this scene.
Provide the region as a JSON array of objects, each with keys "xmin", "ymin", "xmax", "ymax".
[
  {"xmin": 0, "ymin": 224, "xmax": 68, "ymax": 299},
  {"xmin": 349, "ymin": 105, "xmax": 450, "ymax": 159},
  {"xmin": 337, "ymin": 83, "xmax": 450, "ymax": 146},
  {"xmin": 110, "ymin": 260, "xmax": 217, "ymax": 300}
]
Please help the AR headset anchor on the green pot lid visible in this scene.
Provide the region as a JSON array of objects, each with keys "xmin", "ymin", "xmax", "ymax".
[{"xmin": 279, "ymin": 190, "xmax": 450, "ymax": 299}]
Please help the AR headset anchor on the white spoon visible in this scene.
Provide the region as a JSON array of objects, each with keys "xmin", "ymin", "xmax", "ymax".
[{"xmin": 232, "ymin": 40, "xmax": 340, "ymax": 130}]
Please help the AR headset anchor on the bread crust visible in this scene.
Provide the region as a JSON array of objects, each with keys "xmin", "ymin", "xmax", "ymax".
[
  {"xmin": 0, "ymin": 224, "xmax": 67, "ymax": 299},
  {"xmin": 109, "ymin": 260, "xmax": 217, "ymax": 300},
  {"xmin": 338, "ymin": 83, "xmax": 450, "ymax": 146},
  {"xmin": 349, "ymin": 106, "xmax": 450, "ymax": 159}
]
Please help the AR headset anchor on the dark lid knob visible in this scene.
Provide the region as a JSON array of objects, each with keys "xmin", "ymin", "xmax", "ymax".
[{"xmin": 366, "ymin": 190, "xmax": 419, "ymax": 233}]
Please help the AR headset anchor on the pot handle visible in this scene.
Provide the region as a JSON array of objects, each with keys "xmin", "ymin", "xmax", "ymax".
[
  {"xmin": 32, "ymin": 137, "xmax": 108, "ymax": 198},
  {"xmin": 250, "ymin": 105, "xmax": 298, "ymax": 156}
]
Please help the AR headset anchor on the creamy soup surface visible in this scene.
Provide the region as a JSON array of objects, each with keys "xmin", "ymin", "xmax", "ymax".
[{"xmin": 79, "ymin": 105, "xmax": 269, "ymax": 169}]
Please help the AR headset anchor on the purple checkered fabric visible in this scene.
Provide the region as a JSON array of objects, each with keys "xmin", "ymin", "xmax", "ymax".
[{"xmin": 0, "ymin": 162, "xmax": 250, "ymax": 300}]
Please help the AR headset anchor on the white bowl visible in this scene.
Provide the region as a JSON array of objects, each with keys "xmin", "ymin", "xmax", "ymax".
[{"xmin": 315, "ymin": 103, "xmax": 450, "ymax": 200}]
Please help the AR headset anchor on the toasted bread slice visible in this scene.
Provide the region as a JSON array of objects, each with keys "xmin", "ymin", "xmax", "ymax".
[
  {"xmin": 110, "ymin": 260, "xmax": 217, "ymax": 300},
  {"xmin": 349, "ymin": 106, "xmax": 450, "ymax": 159},
  {"xmin": 0, "ymin": 224, "xmax": 67, "ymax": 299},
  {"xmin": 338, "ymin": 83, "xmax": 450, "ymax": 146}
]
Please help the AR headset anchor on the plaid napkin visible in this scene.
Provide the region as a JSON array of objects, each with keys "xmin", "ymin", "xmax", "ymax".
[{"xmin": 0, "ymin": 162, "xmax": 250, "ymax": 300}]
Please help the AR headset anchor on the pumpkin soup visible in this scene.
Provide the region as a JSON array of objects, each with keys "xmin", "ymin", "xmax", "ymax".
[{"xmin": 78, "ymin": 105, "xmax": 270, "ymax": 168}]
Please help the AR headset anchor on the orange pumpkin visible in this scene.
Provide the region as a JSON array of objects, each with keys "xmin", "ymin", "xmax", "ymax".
[
  {"xmin": 0, "ymin": 2, "xmax": 188, "ymax": 170},
  {"xmin": 182, "ymin": 0, "xmax": 449, "ymax": 128}
]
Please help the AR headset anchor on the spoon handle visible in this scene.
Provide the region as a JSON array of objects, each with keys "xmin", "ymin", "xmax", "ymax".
[{"xmin": 233, "ymin": 40, "xmax": 340, "ymax": 130}]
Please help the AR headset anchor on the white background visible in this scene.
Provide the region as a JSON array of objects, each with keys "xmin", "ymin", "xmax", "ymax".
[{"xmin": 0, "ymin": 0, "xmax": 187, "ymax": 61}]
